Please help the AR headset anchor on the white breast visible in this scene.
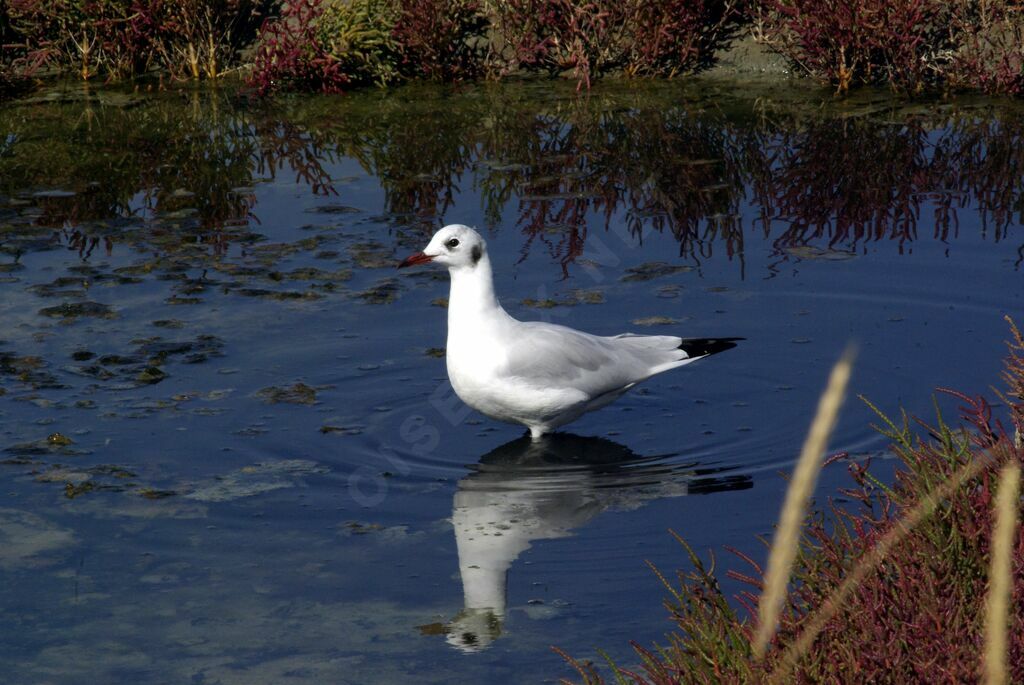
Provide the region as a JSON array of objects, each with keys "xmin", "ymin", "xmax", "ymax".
[{"xmin": 446, "ymin": 331, "xmax": 585, "ymax": 428}]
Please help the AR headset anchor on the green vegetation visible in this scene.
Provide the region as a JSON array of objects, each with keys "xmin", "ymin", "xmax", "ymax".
[{"xmin": 1, "ymin": 0, "xmax": 1022, "ymax": 96}]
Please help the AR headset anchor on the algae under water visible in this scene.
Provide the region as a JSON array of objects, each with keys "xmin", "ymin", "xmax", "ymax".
[{"xmin": 0, "ymin": 79, "xmax": 1021, "ymax": 683}]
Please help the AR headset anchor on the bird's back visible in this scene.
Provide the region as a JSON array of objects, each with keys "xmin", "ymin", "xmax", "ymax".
[{"xmin": 499, "ymin": 320, "xmax": 694, "ymax": 392}]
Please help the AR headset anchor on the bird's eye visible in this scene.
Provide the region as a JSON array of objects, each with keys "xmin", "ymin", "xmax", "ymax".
[{"xmin": 446, "ymin": 238, "xmax": 460, "ymax": 249}]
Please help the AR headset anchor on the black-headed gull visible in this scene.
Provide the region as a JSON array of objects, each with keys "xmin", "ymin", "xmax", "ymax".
[{"xmin": 399, "ymin": 224, "xmax": 740, "ymax": 438}]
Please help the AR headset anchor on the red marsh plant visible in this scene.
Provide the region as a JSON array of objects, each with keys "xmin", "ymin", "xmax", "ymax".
[
  {"xmin": 624, "ymin": 0, "xmax": 743, "ymax": 77},
  {"xmin": 249, "ymin": 0, "xmax": 353, "ymax": 95},
  {"xmin": 487, "ymin": 0, "xmax": 740, "ymax": 86},
  {"xmin": 753, "ymin": 0, "xmax": 1024, "ymax": 94},
  {"xmin": 487, "ymin": 0, "xmax": 630, "ymax": 87},
  {"xmin": 144, "ymin": 0, "xmax": 271, "ymax": 80},
  {"xmin": 947, "ymin": 0, "xmax": 1024, "ymax": 96},
  {"xmin": 392, "ymin": 0, "xmax": 490, "ymax": 81},
  {"xmin": 5, "ymin": 0, "xmax": 269, "ymax": 81},
  {"xmin": 5, "ymin": 0, "xmax": 152, "ymax": 79},
  {"xmin": 1, "ymin": 17, "xmax": 21, "ymax": 95},
  {"xmin": 558, "ymin": 318, "xmax": 1024, "ymax": 683},
  {"xmin": 752, "ymin": 0, "xmax": 956, "ymax": 92},
  {"xmin": 250, "ymin": 0, "xmax": 403, "ymax": 94}
]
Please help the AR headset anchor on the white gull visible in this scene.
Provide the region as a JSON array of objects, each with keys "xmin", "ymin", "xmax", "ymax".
[{"xmin": 399, "ymin": 224, "xmax": 740, "ymax": 438}]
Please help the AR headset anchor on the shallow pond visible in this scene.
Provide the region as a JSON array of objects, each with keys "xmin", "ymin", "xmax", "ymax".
[{"xmin": 0, "ymin": 79, "xmax": 1021, "ymax": 683}]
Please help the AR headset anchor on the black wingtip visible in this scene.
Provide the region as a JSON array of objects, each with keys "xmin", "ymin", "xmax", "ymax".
[{"xmin": 678, "ymin": 337, "xmax": 744, "ymax": 358}]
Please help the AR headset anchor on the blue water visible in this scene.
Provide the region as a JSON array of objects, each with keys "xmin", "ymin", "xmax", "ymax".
[{"xmin": 0, "ymin": 80, "xmax": 1021, "ymax": 683}]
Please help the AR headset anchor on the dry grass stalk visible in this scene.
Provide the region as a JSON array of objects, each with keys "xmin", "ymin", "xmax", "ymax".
[
  {"xmin": 752, "ymin": 346, "xmax": 856, "ymax": 657},
  {"xmin": 984, "ymin": 461, "xmax": 1021, "ymax": 685}
]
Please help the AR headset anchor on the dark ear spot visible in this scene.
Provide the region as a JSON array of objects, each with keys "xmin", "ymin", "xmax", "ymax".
[{"xmin": 471, "ymin": 244, "xmax": 482, "ymax": 265}]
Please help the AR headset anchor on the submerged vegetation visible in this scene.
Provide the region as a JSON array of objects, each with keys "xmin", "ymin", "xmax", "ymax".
[
  {"xmin": 1, "ymin": 0, "xmax": 1023, "ymax": 95},
  {"xmin": 559, "ymin": 318, "xmax": 1024, "ymax": 683}
]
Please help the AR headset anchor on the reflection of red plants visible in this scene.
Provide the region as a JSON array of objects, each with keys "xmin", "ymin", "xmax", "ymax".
[
  {"xmin": 8, "ymin": 90, "xmax": 1024, "ymax": 268},
  {"xmin": 754, "ymin": 120, "xmax": 935, "ymax": 252},
  {"xmin": 500, "ymin": 113, "xmax": 744, "ymax": 273},
  {"xmin": 749, "ymin": 115, "xmax": 1024, "ymax": 266},
  {"xmin": 382, "ymin": 104, "xmax": 1023, "ymax": 271},
  {"xmin": 254, "ymin": 120, "xmax": 339, "ymax": 196}
]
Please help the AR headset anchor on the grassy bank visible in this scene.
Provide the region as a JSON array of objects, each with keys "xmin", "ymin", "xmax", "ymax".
[
  {"xmin": 558, "ymin": 318, "xmax": 1024, "ymax": 683},
  {"xmin": 2, "ymin": 0, "xmax": 1022, "ymax": 96}
]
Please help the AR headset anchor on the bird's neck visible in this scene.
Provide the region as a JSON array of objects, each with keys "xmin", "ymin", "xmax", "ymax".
[
  {"xmin": 447, "ymin": 256, "xmax": 502, "ymax": 325},
  {"xmin": 460, "ymin": 564, "xmax": 508, "ymax": 615}
]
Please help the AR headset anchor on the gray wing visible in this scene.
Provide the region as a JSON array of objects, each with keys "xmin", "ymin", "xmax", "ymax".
[{"xmin": 498, "ymin": 321, "xmax": 688, "ymax": 398}]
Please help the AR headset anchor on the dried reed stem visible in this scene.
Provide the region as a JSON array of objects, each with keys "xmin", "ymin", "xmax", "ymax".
[
  {"xmin": 753, "ymin": 346, "xmax": 856, "ymax": 657},
  {"xmin": 984, "ymin": 461, "xmax": 1020, "ymax": 685}
]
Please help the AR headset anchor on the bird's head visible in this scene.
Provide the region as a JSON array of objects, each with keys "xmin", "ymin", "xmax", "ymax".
[
  {"xmin": 398, "ymin": 224, "xmax": 487, "ymax": 271},
  {"xmin": 443, "ymin": 607, "xmax": 503, "ymax": 653}
]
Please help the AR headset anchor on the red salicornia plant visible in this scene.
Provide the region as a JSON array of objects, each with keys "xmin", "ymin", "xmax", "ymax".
[{"xmin": 557, "ymin": 318, "xmax": 1024, "ymax": 683}]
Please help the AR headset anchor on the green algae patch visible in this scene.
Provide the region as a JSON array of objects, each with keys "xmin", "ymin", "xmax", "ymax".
[
  {"xmin": 320, "ymin": 424, "xmax": 365, "ymax": 436},
  {"xmin": 151, "ymin": 319, "xmax": 185, "ymax": 329},
  {"xmin": 632, "ymin": 316, "xmax": 680, "ymax": 326},
  {"xmin": 185, "ymin": 459, "xmax": 329, "ymax": 502},
  {"xmin": 349, "ymin": 240, "xmax": 395, "ymax": 269},
  {"xmin": 38, "ymin": 301, "xmax": 116, "ymax": 320},
  {"xmin": 357, "ymin": 279, "xmax": 401, "ymax": 304},
  {"xmin": 255, "ymin": 382, "xmax": 328, "ymax": 405},
  {"xmin": 285, "ymin": 266, "xmax": 353, "ymax": 282},
  {"xmin": 46, "ymin": 433, "xmax": 73, "ymax": 446},
  {"xmin": 63, "ymin": 481, "xmax": 96, "ymax": 498},
  {"xmin": 785, "ymin": 245, "xmax": 857, "ymax": 260},
  {"xmin": 139, "ymin": 488, "xmax": 177, "ymax": 499},
  {"xmin": 522, "ymin": 289, "xmax": 604, "ymax": 308},
  {"xmin": 27, "ymin": 276, "xmax": 90, "ymax": 298},
  {"xmin": 521, "ymin": 297, "xmax": 558, "ymax": 308},
  {"xmin": 135, "ymin": 367, "xmax": 169, "ymax": 385},
  {"xmin": 620, "ymin": 262, "xmax": 694, "ymax": 282},
  {"xmin": 6, "ymin": 435, "xmax": 88, "ymax": 457},
  {"xmin": 230, "ymin": 287, "xmax": 322, "ymax": 301}
]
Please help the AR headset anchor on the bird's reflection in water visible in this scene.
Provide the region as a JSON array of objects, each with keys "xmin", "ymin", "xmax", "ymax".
[{"xmin": 442, "ymin": 433, "xmax": 752, "ymax": 652}]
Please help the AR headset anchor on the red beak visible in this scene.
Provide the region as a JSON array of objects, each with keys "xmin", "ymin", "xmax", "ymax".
[{"xmin": 398, "ymin": 252, "xmax": 434, "ymax": 269}]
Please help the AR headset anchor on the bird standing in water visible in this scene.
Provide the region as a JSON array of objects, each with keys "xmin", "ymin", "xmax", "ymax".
[{"xmin": 399, "ymin": 224, "xmax": 740, "ymax": 438}]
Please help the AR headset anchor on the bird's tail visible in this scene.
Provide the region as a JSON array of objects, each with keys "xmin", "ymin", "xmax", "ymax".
[{"xmin": 678, "ymin": 337, "xmax": 744, "ymax": 359}]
